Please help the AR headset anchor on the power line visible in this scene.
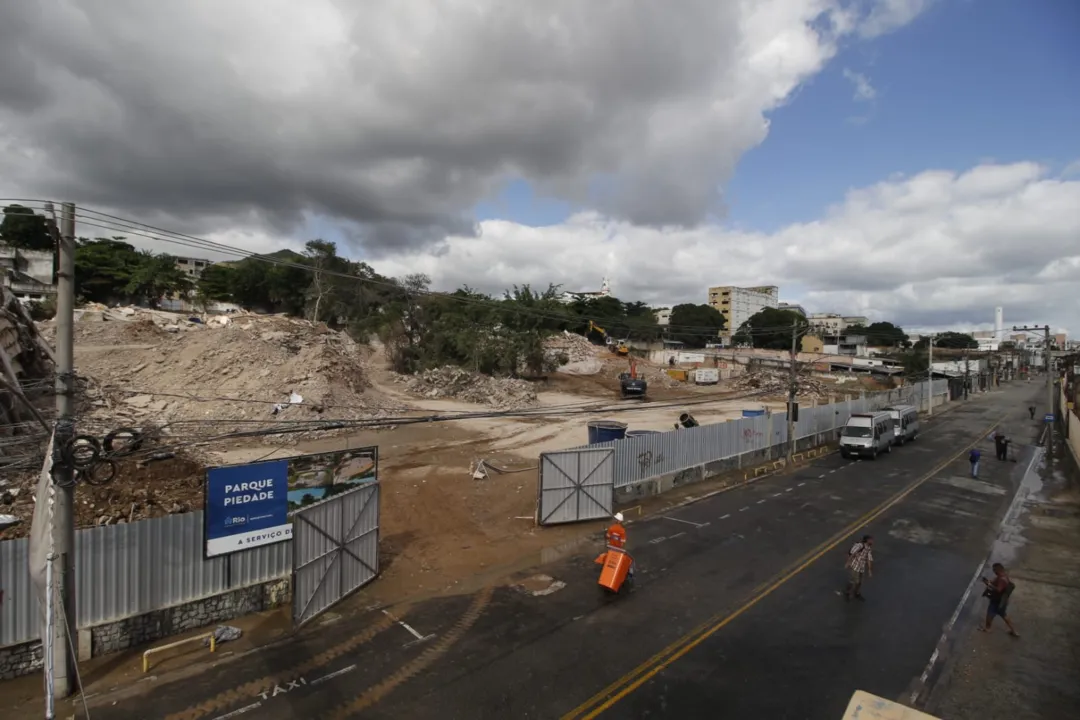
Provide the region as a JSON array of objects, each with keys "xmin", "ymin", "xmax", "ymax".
[{"xmin": 4, "ymin": 199, "xmax": 817, "ymax": 337}]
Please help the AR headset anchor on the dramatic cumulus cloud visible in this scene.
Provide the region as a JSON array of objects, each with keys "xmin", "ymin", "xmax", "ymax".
[
  {"xmin": 1, "ymin": 0, "xmax": 921, "ymax": 252},
  {"xmin": 374, "ymin": 162, "xmax": 1080, "ymax": 335}
]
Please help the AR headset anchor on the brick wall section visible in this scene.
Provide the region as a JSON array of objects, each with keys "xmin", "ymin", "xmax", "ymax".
[{"xmin": 0, "ymin": 576, "xmax": 290, "ymax": 680}]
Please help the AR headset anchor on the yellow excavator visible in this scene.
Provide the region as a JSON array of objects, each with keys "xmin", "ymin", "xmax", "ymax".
[{"xmin": 587, "ymin": 321, "xmax": 629, "ymax": 355}]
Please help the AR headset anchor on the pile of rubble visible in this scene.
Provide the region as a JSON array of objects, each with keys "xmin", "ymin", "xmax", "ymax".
[
  {"xmin": 394, "ymin": 366, "xmax": 538, "ymax": 409},
  {"xmin": 544, "ymin": 332, "xmax": 604, "ymax": 375},
  {"xmin": 38, "ymin": 305, "xmax": 406, "ymax": 440},
  {"xmin": 544, "ymin": 331, "xmax": 601, "ymax": 363},
  {"xmin": 731, "ymin": 368, "xmax": 837, "ymax": 399}
]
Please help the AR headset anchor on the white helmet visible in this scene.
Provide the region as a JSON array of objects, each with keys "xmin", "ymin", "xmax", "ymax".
[{"xmin": 614, "ymin": 512, "xmax": 624, "ymax": 523}]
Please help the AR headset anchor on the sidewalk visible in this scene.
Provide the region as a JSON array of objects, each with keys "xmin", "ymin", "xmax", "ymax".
[{"xmin": 927, "ymin": 423, "xmax": 1080, "ymax": 719}]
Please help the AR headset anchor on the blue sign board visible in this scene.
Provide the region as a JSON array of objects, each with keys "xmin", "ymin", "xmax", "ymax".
[
  {"xmin": 1044, "ymin": 413, "xmax": 1055, "ymax": 423},
  {"xmin": 205, "ymin": 460, "xmax": 291, "ymax": 558}
]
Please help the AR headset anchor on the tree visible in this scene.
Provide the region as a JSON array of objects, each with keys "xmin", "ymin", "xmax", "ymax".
[
  {"xmin": 195, "ymin": 264, "xmax": 238, "ymax": 307},
  {"xmin": 859, "ymin": 321, "xmax": 909, "ymax": 347},
  {"xmin": 734, "ymin": 307, "xmax": 808, "ymax": 349},
  {"xmin": 124, "ymin": 252, "xmax": 193, "ymax": 308},
  {"xmin": 0, "ymin": 204, "xmax": 52, "ymax": 251},
  {"xmin": 930, "ymin": 331, "xmax": 978, "ymax": 350},
  {"xmin": 303, "ymin": 239, "xmax": 339, "ymax": 323},
  {"xmin": 666, "ymin": 304, "xmax": 726, "ymax": 348},
  {"xmin": 74, "ymin": 239, "xmax": 146, "ymax": 304}
]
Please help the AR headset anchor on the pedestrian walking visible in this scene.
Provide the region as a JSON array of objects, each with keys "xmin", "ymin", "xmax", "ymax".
[
  {"xmin": 844, "ymin": 535, "xmax": 874, "ymax": 601},
  {"xmin": 1028, "ymin": 405, "xmax": 1036, "ymax": 420},
  {"xmin": 979, "ymin": 563, "xmax": 1019, "ymax": 637},
  {"xmin": 969, "ymin": 447, "xmax": 981, "ymax": 478},
  {"xmin": 993, "ymin": 432, "xmax": 1010, "ymax": 461}
]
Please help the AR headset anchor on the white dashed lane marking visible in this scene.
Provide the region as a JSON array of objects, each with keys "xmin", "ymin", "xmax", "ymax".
[{"xmin": 720, "ymin": 514, "xmax": 731, "ymax": 520}]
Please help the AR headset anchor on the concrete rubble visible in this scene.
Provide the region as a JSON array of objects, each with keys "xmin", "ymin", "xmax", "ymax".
[
  {"xmin": 731, "ymin": 367, "xmax": 844, "ymax": 399},
  {"xmin": 393, "ymin": 366, "xmax": 538, "ymax": 409},
  {"xmin": 37, "ymin": 305, "xmax": 406, "ymax": 440}
]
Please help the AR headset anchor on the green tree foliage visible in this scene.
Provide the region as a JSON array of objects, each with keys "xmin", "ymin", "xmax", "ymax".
[
  {"xmin": 125, "ymin": 252, "xmax": 193, "ymax": 308},
  {"xmin": 568, "ymin": 296, "xmax": 660, "ymax": 344},
  {"xmin": 914, "ymin": 331, "xmax": 977, "ymax": 350},
  {"xmin": 74, "ymin": 238, "xmax": 191, "ymax": 306},
  {"xmin": 0, "ymin": 204, "xmax": 52, "ymax": 251},
  {"xmin": 734, "ymin": 307, "xmax": 809, "ymax": 349},
  {"xmin": 666, "ymin": 304, "xmax": 726, "ymax": 348},
  {"xmin": 845, "ymin": 321, "xmax": 909, "ymax": 347}
]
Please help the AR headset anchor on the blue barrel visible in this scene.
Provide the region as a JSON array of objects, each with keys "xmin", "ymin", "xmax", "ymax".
[
  {"xmin": 742, "ymin": 409, "xmax": 766, "ymax": 418},
  {"xmin": 588, "ymin": 420, "xmax": 628, "ymax": 444},
  {"xmin": 625, "ymin": 430, "xmax": 660, "ymax": 439}
]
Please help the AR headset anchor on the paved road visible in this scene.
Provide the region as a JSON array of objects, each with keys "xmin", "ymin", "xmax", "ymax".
[{"xmin": 88, "ymin": 384, "xmax": 1045, "ymax": 720}]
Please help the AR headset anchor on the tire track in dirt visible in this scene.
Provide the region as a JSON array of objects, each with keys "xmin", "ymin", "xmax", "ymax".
[
  {"xmin": 320, "ymin": 586, "xmax": 495, "ymax": 720},
  {"xmin": 163, "ymin": 612, "xmax": 398, "ymax": 720}
]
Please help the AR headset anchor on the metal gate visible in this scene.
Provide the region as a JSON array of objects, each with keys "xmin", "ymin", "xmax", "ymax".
[
  {"xmin": 537, "ymin": 448, "xmax": 614, "ymax": 526},
  {"xmin": 292, "ymin": 482, "xmax": 380, "ymax": 626}
]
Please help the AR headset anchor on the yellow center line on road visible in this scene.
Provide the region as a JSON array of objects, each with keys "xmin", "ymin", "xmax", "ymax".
[{"xmin": 561, "ymin": 416, "xmax": 1005, "ymax": 720}]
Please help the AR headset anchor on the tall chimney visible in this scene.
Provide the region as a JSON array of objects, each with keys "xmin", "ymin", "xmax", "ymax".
[{"xmin": 994, "ymin": 306, "xmax": 1004, "ymax": 336}]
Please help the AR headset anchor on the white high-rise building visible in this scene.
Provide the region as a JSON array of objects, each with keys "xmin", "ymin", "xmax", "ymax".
[{"xmin": 994, "ymin": 307, "xmax": 1004, "ymax": 336}]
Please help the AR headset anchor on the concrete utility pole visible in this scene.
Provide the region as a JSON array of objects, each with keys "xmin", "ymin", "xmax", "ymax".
[
  {"xmin": 1014, "ymin": 325, "xmax": 1053, "ymax": 419},
  {"xmin": 927, "ymin": 334, "xmax": 935, "ymax": 416},
  {"xmin": 52, "ymin": 202, "xmax": 78, "ymax": 699},
  {"xmin": 787, "ymin": 319, "xmax": 798, "ymax": 462},
  {"xmin": 963, "ymin": 352, "xmax": 970, "ymax": 399}
]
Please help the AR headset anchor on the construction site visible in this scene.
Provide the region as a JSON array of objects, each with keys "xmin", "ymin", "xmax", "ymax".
[{"xmin": 0, "ymin": 297, "xmax": 884, "ymax": 601}]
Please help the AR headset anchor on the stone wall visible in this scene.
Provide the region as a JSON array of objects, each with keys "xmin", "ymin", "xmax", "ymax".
[
  {"xmin": 0, "ymin": 576, "xmax": 289, "ymax": 680},
  {"xmin": 0, "ymin": 639, "xmax": 42, "ymax": 681}
]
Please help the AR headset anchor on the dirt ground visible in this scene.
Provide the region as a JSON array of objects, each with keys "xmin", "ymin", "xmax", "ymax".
[{"xmin": 4, "ymin": 308, "xmax": 864, "ymax": 602}]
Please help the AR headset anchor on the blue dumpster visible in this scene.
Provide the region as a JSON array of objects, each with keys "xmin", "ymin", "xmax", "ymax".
[{"xmin": 587, "ymin": 420, "xmax": 628, "ymax": 444}]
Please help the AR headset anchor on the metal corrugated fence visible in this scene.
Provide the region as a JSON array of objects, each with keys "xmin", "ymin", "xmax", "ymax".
[
  {"xmin": 564, "ymin": 382, "xmax": 938, "ymax": 489},
  {"xmin": 292, "ymin": 483, "xmax": 379, "ymax": 626},
  {"xmin": 1, "ymin": 510, "xmax": 290, "ymax": 647}
]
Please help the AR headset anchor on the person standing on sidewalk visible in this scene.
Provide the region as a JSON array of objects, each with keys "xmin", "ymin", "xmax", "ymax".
[
  {"xmin": 979, "ymin": 563, "xmax": 1019, "ymax": 637},
  {"xmin": 969, "ymin": 447, "xmax": 982, "ymax": 478},
  {"xmin": 1028, "ymin": 405, "xmax": 1036, "ymax": 420},
  {"xmin": 844, "ymin": 535, "xmax": 874, "ymax": 601}
]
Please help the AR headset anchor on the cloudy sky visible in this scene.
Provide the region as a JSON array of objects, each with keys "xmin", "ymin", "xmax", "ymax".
[{"xmin": 1, "ymin": 0, "xmax": 1077, "ymax": 334}]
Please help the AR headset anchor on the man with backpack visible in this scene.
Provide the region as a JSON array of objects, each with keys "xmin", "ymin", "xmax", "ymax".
[
  {"xmin": 979, "ymin": 562, "xmax": 1019, "ymax": 637},
  {"xmin": 844, "ymin": 535, "xmax": 874, "ymax": 601},
  {"xmin": 969, "ymin": 447, "xmax": 981, "ymax": 478}
]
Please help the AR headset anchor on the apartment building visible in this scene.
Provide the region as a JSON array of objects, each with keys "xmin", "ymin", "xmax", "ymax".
[
  {"xmin": 174, "ymin": 256, "xmax": 213, "ymax": 279},
  {"xmin": 0, "ymin": 247, "xmax": 56, "ymax": 303},
  {"xmin": 778, "ymin": 302, "xmax": 806, "ymax": 316},
  {"xmin": 807, "ymin": 313, "xmax": 868, "ymax": 335},
  {"xmin": 707, "ymin": 285, "xmax": 778, "ymax": 337}
]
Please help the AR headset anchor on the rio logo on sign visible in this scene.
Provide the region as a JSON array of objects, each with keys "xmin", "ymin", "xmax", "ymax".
[{"xmin": 204, "ymin": 460, "xmax": 292, "ymax": 558}]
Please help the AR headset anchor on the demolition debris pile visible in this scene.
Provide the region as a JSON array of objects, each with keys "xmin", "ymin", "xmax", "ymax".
[
  {"xmin": 41, "ymin": 306, "xmax": 405, "ymax": 438},
  {"xmin": 394, "ymin": 366, "xmax": 538, "ymax": 409},
  {"xmin": 544, "ymin": 332, "xmax": 604, "ymax": 376},
  {"xmin": 0, "ymin": 287, "xmax": 55, "ymax": 468},
  {"xmin": 732, "ymin": 367, "xmax": 839, "ymax": 399}
]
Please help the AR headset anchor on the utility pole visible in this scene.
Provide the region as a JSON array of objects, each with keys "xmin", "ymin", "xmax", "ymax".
[
  {"xmin": 927, "ymin": 334, "xmax": 935, "ymax": 416},
  {"xmin": 1014, "ymin": 325, "xmax": 1053, "ymax": 419},
  {"xmin": 52, "ymin": 202, "xmax": 78, "ymax": 698},
  {"xmin": 787, "ymin": 319, "xmax": 798, "ymax": 463},
  {"xmin": 963, "ymin": 351, "xmax": 970, "ymax": 399}
]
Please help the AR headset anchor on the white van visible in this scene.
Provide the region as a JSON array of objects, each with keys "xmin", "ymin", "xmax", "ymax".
[
  {"xmin": 839, "ymin": 412, "xmax": 895, "ymax": 460},
  {"xmin": 884, "ymin": 405, "xmax": 920, "ymax": 445}
]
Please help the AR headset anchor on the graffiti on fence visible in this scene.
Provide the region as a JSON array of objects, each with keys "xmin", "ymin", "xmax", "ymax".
[
  {"xmin": 742, "ymin": 427, "xmax": 763, "ymax": 445},
  {"xmin": 636, "ymin": 450, "xmax": 665, "ymax": 473}
]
